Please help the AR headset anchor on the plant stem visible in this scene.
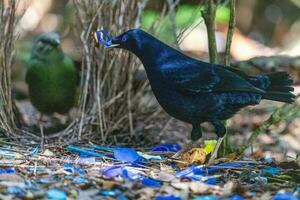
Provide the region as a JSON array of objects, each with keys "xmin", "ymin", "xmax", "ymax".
[
  {"xmin": 201, "ymin": 0, "xmax": 218, "ymax": 64},
  {"xmin": 224, "ymin": 0, "xmax": 236, "ymax": 66},
  {"xmin": 222, "ymin": 0, "xmax": 236, "ymax": 155},
  {"xmin": 239, "ymin": 103, "xmax": 300, "ymax": 154}
]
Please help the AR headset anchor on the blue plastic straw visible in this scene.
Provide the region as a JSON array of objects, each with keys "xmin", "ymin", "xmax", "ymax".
[{"xmin": 67, "ymin": 145, "xmax": 106, "ymax": 157}]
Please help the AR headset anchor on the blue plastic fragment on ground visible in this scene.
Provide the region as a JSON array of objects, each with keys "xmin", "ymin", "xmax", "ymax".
[
  {"xmin": 29, "ymin": 146, "xmax": 39, "ymax": 155},
  {"xmin": 7, "ymin": 186, "xmax": 26, "ymax": 196},
  {"xmin": 113, "ymin": 148, "xmax": 141, "ymax": 163},
  {"xmin": 90, "ymin": 145, "xmax": 114, "ymax": 152},
  {"xmin": 155, "ymin": 195, "xmax": 182, "ymax": 200},
  {"xmin": 273, "ymin": 191, "xmax": 298, "ymax": 200},
  {"xmin": 100, "ymin": 189, "xmax": 120, "ymax": 196},
  {"xmin": 0, "ymin": 150, "xmax": 15, "ymax": 158},
  {"xmin": 0, "ymin": 167, "xmax": 16, "ymax": 174},
  {"xmin": 151, "ymin": 144, "xmax": 181, "ymax": 152},
  {"xmin": 36, "ymin": 177, "xmax": 54, "ymax": 184},
  {"xmin": 76, "ymin": 156, "xmax": 96, "ymax": 165},
  {"xmin": 193, "ymin": 195, "xmax": 218, "ymax": 200},
  {"xmin": 122, "ymin": 168, "xmax": 142, "ymax": 181},
  {"xmin": 117, "ymin": 195, "xmax": 129, "ymax": 200},
  {"xmin": 67, "ymin": 145, "xmax": 106, "ymax": 157},
  {"xmin": 262, "ymin": 167, "xmax": 280, "ymax": 175},
  {"xmin": 176, "ymin": 165, "xmax": 218, "ymax": 181},
  {"xmin": 264, "ymin": 157, "xmax": 273, "ymax": 164},
  {"xmin": 141, "ymin": 177, "xmax": 162, "ymax": 188},
  {"xmin": 102, "ymin": 166, "xmax": 123, "ymax": 178},
  {"xmin": 47, "ymin": 189, "xmax": 67, "ymax": 200},
  {"xmin": 229, "ymin": 194, "xmax": 245, "ymax": 200},
  {"xmin": 73, "ymin": 177, "xmax": 88, "ymax": 184},
  {"xmin": 63, "ymin": 163, "xmax": 85, "ymax": 174},
  {"xmin": 205, "ymin": 177, "xmax": 217, "ymax": 185},
  {"xmin": 216, "ymin": 162, "xmax": 242, "ymax": 168}
]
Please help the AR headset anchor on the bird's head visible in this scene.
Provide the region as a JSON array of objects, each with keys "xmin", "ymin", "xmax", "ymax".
[
  {"xmin": 31, "ymin": 32, "xmax": 62, "ymax": 60},
  {"xmin": 108, "ymin": 29, "xmax": 145, "ymax": 52}
]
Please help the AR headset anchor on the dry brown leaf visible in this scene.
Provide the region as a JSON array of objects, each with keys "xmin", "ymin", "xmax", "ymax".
[
  {"xmin": 224, "ymin": 152, "xmax": 237, "ymax": 161},
  {"xmin": 179, "ymin": 148, "xmax": 206, "ymax": 167}
]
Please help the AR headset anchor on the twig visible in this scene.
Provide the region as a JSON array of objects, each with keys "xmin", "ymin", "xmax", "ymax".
[
  {"xmin": 224, "ymin": 0, "xmax": 236, "ymax": 66},
  {"xmin": 201, "ymin": 0, "xmax": 219, "ymax": 64},
  {"xmin": 239, "ymin": 103, "xmax": 300, "ymax": 155}
]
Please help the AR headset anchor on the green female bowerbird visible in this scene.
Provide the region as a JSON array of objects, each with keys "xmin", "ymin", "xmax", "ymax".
[{"xmin": 26, "ymin": 33, "xmax": 78, "ymax": 116}]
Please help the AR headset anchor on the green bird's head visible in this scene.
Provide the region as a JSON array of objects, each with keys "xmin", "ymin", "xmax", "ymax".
[{"xmin": 31, "ymin": 32, "xmax": 63, "ymax": 60}]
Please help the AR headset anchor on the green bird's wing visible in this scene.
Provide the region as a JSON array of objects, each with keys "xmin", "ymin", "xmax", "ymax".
[{"xmin": 26, "ymin": 55, "xmax": 78, "ymax": 114}]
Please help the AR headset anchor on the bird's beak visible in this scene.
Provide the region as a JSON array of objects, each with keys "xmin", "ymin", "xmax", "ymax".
[
  {"xmin": 106, "ymin": 38, "xmax": 120, "ymax": 48},
  {"xmin": 54, "ymin": 38, "xmax": 60, "ymax": 45}
]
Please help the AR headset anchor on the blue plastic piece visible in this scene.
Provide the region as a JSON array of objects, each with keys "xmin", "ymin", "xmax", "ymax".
[
  {"xmin": 47, "ymin": 189, "xmax": 67, "ymax": 200},
  {"xmin": 262, "ymin": 167, "xmax": 280, "ymax": 175},
  {"xmin": 273, "ymin": 191, "xmax": 298, "ymax": 200},
  {"xmin": 102, "ymin": 166, "xmax": 123, "ymax": 178},
  {"xmin": 73, "ymin": 177, "xmax": 88, "ymax": 184},
  {"xmin": 151, "ymin": 144, "xmax": 181, "ymax": 152},
  {"xmin": 230, "ymin": 195, "xmax": 244, "ymax": 200},
  {"xmin": 63, "ymin": 163, "xmax": 85, "ymax": 174},
  {"xmin": 155, "ymin": 195, "xmax": 182, "ymax": 200},
  {"xmin": 67, "ymin": 145, "xmax": 106, "ymax": 157},
  {"xmin": 90, "ymin": 145, "xmax": 114, "ymax": 152},
  {"xmin": 122, "ymin": 168, "xmax": 141, "ymax": 181},
  {"xmin": 29, "ymin": 146, "xmax": 39, "ymax": 155},
  {"xmin": 193, "ymin": 196, "xmax": 218, "ymax": 200},
  {"xmin": 114, "ymin": 148, "xmax": 141, "ymax": 163},
  {"xmin": 96, "ymin": 29, "xmax": 112, "ymax": 47},
  {"xmin": 100, "ymin": 189, "xmax": 120, "ymax": 196},
  {"xmin": 7, "ymin": 186, "xmax": 25, "ymax": 196},
  {"xmin": 141, "ymin": 177, "xmax": 162, "ymax": 188},
  {"xmin": 0, "ymin": 167, "xmax": 16, "ymax": 174}
]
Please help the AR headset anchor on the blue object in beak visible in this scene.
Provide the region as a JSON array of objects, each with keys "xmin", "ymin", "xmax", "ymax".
[{"xmin": 95, "ymin": 28, "xmax": 119, "ymax": 47}]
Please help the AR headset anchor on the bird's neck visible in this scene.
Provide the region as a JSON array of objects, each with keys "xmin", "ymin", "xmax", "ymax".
[{"xmin": 131, "ymin": 36, "xmax": 181, "ymax": 73}]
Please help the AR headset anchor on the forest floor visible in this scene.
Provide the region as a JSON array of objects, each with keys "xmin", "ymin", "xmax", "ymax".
[
  {"xmin": 0, "ymin": 62, "xmax": 299, "ymax": 199},
  {"xmin": 0, "ymin": 99, "xmax": 299, "ymax": 200}
]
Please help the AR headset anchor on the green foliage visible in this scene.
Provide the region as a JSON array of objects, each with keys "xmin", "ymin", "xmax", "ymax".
[
  {"xmin": 141, "ymin": 4, "xmax": 230, "ymax": 45},
  {"xmin": 216, "ymin": 6, "xmax": 230, "ymax": 23}
]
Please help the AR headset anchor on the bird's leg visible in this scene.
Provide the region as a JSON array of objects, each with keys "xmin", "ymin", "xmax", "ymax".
[
  {"xmin": 208, "ymin": 120, "xmax": 226, "ymax": 164},
  {"xmin": 172, "ymin": 124, "xmax": 202, "ymax": 158},
  {"xmin": 38, "ymin": 114, "xmax": 45, "ymax": 150}
]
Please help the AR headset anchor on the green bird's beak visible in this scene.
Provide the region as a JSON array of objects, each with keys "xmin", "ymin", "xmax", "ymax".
[{"xmin": 54, "ymin": 38, "xmax": 60, "ymax": 45}]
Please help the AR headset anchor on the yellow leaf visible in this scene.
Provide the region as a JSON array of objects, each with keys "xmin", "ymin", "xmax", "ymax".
[{"xmin": 204, "ymin": 140, "xmax": 217, "ymax": 155}]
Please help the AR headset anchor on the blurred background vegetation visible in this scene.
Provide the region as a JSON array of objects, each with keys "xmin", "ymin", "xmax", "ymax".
[{"xmin": 1, "ymin": 0, "xmax": 299, "ymax": 159}]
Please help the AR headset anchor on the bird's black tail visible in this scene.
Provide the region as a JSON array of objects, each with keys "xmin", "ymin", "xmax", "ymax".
[{"xmin": 262, "ymin": 72, "xmax": 295, "ymax": 103}]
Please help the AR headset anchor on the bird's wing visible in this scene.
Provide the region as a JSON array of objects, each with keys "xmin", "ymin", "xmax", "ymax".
[
  {"xmin": 212, "ymin": 66, "xmax": 265, "ymax": 93},
  {"xmin": 25, "ymin": 59, "xmax": 45, "ymax": 84},
  {"xmin": 161, "ymin": 61, "xmax": 265, "ymax": 94},
  {"xmin": 161, "ymin": 61, "xmax": 220, "ymax": 93}
]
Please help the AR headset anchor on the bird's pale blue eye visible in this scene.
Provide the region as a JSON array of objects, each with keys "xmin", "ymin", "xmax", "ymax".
[{"xmin": 122, "ymin": 36, "xmax": 127, "ymax": 42}]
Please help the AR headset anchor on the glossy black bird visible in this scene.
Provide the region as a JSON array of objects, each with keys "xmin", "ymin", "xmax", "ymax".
[{"xmin": 105, "ymin": 29, "xmax": 295, "ymax": 156}]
